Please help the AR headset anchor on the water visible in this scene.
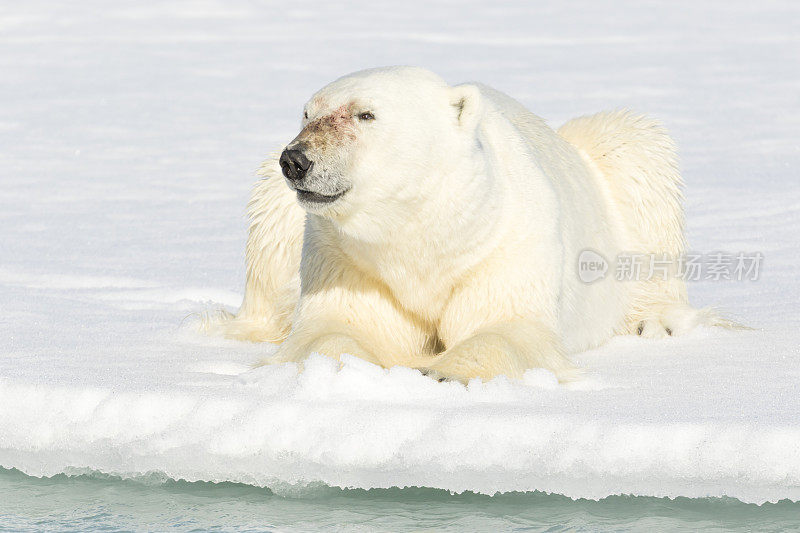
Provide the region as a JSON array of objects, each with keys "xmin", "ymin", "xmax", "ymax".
[{"xmin": 0, "ymin": 468, "xmax": 798, "ymax": 532}]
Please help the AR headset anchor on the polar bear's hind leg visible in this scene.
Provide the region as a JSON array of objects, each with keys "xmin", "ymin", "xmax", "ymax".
[{"xmin": 559, "ymin": 111, "xmax": 735, "ymax": 336}]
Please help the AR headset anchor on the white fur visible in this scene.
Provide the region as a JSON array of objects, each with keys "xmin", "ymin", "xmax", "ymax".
[{"xmin": 208, "ymin": 66, "xmax": 733, "ymax": 382}]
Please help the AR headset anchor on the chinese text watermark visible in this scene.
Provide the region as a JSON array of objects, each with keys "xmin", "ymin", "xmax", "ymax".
[{"xmin": 577, "ymin": 249, "xmax": 763, "ymax": 283}]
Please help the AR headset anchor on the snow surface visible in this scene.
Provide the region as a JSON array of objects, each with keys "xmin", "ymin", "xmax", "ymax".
[{"xmin": 2, "ymin": 0, "xmax": 799, "ymax": 504}]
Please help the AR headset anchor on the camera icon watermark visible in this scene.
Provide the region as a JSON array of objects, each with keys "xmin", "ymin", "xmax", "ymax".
[{"xmin": 577, "ymin": 249, "xmax": 763, "ymax": 283}]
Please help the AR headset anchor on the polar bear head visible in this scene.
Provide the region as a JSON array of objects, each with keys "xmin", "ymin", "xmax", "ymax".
[{"xmin": 279, "ymin": 67, "xmax": 482, "ymax": 230}]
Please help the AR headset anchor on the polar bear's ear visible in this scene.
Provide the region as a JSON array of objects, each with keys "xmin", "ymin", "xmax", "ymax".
[{"xmin": 450, "ymin": 84, "xmax": 481, "ymax": 131}]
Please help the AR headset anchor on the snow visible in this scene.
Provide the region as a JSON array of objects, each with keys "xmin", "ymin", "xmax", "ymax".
[{"xmin": 2, "ymin": 0, "xmax": 799, "ymax": 505}]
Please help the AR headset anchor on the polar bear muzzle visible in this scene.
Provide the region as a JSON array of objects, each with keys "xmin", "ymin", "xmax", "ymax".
[{"xmin": 279, "ymin": 143, "xmax": 350, "ymax": 206}]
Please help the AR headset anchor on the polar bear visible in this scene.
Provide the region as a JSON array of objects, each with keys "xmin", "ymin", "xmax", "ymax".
[{"xmin": 208, "ymin": 66, "xmax": 733, "ymax": 382}]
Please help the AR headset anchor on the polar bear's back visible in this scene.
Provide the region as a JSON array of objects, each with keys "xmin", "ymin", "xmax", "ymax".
[
  {"xmin": 474, "ymin": 84, "xmax": 629, "ymax": 351},
  {"xmin": 474, "ymin": 83, "xmax": 619, "ymax": 238}
]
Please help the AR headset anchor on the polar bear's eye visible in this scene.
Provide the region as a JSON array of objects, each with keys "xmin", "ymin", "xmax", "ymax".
[
  {"xmin": 303, "ymin": 111, "xmax": 308, "ymax": 120},
  {"xmin": 358, "ymin": 112, "xmax": 375, "ymax": 121}
]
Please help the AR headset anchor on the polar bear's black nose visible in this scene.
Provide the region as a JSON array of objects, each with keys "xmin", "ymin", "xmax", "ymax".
[{"xmin": 280, "ymin": 148, "xmax": 312, "ymax": 183}]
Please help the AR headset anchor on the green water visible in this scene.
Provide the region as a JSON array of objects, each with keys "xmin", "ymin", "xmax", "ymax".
[{"xmin": 0, "ymin": 467, "xmax": 797, "ymax": 532}]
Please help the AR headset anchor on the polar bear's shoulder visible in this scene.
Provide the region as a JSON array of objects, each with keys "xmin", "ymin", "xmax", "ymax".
[{"xmin": 469, "ymin": 82, "xmax": 556, "ymax": 144}]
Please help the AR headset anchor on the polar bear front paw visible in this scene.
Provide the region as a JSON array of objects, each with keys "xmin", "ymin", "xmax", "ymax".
[{"xmin": 418, "ymin": 368, "xmax": 451, "ymax": 382}]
